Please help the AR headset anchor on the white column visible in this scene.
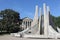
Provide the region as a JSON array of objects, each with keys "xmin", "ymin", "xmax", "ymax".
[
  {"xmin": 31, "ymin": 5, "xmax": 38, "ymax": 27},
  {"xmin": 47, "ymin": 6, "xmax": 50, "ymax": 35},
  {"xmin": 47, "ymin": 6, "xmax": 50, "ymax": 26},
  {"xmin": 43, "ymin": 3, "xmax": 48, "ymax": 36},
  {"xmin": 39, "ymin": 8, "xmax": 42, "ymax": 34}
]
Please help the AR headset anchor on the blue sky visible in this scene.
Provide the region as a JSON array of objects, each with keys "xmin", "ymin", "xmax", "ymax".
[{"xmin": 0, "ymin": 0, "xmax": 60, "ymax": 19}]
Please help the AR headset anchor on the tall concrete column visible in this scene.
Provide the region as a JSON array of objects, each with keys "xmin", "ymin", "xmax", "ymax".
[
  {"xmin": 39, "ymin": 8, "xmax": 42, "ymax": 34},
  {"xmin": 47, "ymin": 6, "xmax": 50, "ymax": 35},
  {"xmin": 43, "ymin": 3, "xmax": 48, "ymax": 36},
  {"xmin": 31, "ymin": 5, "xmax": 38, "ymax": 27},
  {"xmin": 47, "ymin": 6, "xmax": 50, "ymax": 26},
  {"xmin": 30, "ymin": 5, "xmax": 38, "ymax": 34}
]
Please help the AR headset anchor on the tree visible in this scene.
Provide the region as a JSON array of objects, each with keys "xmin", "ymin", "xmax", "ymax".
[
  {"xmin": 51, "ymin": 15, "xmax": 60, "ymax": 28},
  {"xmin": 55, "ymin": 16, "xmax": 60, "ymax": 28},
  {"xmin": 0, "ymin": 9, "xmax": 22, "ymax": 33}
]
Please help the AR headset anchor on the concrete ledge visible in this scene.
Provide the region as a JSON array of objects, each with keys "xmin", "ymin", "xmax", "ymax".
[{"xmin": 24, "ymin": 35, "xmax": 55, "ymax": 39}]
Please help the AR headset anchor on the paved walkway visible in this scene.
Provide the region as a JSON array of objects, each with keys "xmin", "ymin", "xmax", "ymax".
[{"xmin": 0, "ymin": 35, "xmax": 60, "ymax": 40}]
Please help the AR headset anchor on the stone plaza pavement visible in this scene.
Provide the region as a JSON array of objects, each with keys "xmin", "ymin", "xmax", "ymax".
[{"xmin": 0, "ymin": 35, "xmax": 60, "ymax": 40}]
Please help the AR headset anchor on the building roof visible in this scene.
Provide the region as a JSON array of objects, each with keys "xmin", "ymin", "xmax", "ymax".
[{"xmin": 22, "ymin": 17, "xmax": 33, "ymax": 21}]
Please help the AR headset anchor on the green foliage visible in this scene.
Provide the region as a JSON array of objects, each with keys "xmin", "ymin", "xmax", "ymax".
[
  {"xmin": 55, "ymin": 16, "xmax": 60, "ymax": 28},
  {"xmin": 51, "ymin": 15, "xmax": 60, "ymax": 28},
  {"xmin": 0, "ymin": 9, "xmax": 21, "ymax": 33}
]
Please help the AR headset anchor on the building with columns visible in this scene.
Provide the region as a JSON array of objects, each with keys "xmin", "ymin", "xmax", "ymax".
[{"xmin": 21, "ymin": 17, "xmax": 33, "ymax": 30}]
